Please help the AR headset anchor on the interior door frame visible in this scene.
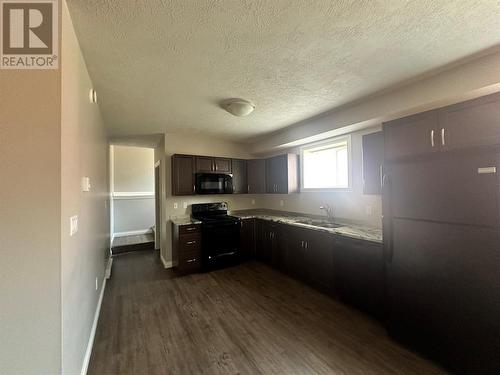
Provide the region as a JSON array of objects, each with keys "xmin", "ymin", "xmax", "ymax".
[{"xmin": 154, "ymin": 160, "xmax": 161, "ymax": 250}]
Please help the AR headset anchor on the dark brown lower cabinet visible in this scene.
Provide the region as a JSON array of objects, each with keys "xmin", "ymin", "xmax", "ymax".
[
  {"xmin": 172, "ymin": 223, "xmax": 202, "ymax": 274},
  {"xmin": 240, "ymin": 218, "xmax": 255, "ymax": 260},
  {"xmin": 255, "ymin": 220, "xmax": 286, "ymax": 270},
  {"xmin": 333, "ymin": 236, "xmax": 384, "ymax": 318},
  {"xmin": 246, "ymin": 220, "xmax": 383, "ymax": 318}
]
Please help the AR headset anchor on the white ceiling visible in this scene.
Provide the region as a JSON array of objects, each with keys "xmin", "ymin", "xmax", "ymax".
[{"xmin": 67, "ymin": 0, "xmax": 500, "ymax": 142}]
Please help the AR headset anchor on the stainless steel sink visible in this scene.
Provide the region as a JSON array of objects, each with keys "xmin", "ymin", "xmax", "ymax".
[{"xmin": 295, "ymin": 219, "xmax": 343, "ymax": 228}]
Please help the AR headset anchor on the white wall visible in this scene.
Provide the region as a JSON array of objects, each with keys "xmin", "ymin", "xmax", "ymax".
[
  {"xmin": 111, "ymin": 145, "xmax": 155, "ymax": 235},
  {"xmin": 60, "ymin": 2, "xmax": 110, "ymax": 374},
  {"xmin": 0, "ymin": 9, "xmax": 62, "ymax": 375}
]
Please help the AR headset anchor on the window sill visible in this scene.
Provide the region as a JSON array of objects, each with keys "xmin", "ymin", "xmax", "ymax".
[{"xmin": 300, "ymin": 187, "xmax": 353, "ymax": 193}]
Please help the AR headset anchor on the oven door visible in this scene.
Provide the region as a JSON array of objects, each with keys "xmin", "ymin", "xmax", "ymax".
[
  {"xmin": 201, "ymin": 221, "xmax": 240, "ymax": 267},
  {"xmin": 195, "ymin": 173, "xmax": 233, "ymax": 194}
]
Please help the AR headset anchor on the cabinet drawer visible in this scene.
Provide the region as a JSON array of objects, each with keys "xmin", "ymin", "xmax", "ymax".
[
  {"xmin": 178, "ymin": 250, "xmax": 202, "ymax": 271},
  {"xmin": 179, "ymin": 224, "xmax": 200, "ymax": 234},
  {"xmin": 179, "ymin": 234, "xmax": 201, "ymax": 250}
]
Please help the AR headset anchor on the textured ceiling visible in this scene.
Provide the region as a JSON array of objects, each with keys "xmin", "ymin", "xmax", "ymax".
[{"xmin": 66, "ymin": 0, "xmax": 500, "ymax": 141}]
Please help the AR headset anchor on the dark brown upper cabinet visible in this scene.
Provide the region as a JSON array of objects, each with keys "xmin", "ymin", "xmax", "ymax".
[
  {"xmin": 195, "ymin": 156, "xmax": 232, "ymax": 173},
  {"xmin": 383, "ymin": 110, "xmax": 438, "ymax": 161},
  {"xmin": 232, "ymin": 159, "xmax": 248, "ymax": 194},
  {"xmin": 265, "ymin": 154, "xmax": 299, "ymax": 194},
  {"xmin": 247, "ymin": 159, "xmax": 266, "ymax": 194},
  {"xmin": 362, "ymin": 131, "xmax": 384, "ymax": 195},
  {"xmin": 438, "ymin": 92, "xmax": 500, "ymax": 152},
  {"xmin": 195, "ymin": 156, "xmax": 214, "ymax": 173},
  {"xmin": 172, "ymin": 154, "xmax": 195, "ymax": 196},
  {"xmin": 384, "ymin": 91, "xmax": 500, "ymax": 161}
]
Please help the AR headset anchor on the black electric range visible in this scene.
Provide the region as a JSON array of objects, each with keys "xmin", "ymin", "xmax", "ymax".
[{"xmin": 191, "ymin": 202, "xmax": 241, "ymax": 270}]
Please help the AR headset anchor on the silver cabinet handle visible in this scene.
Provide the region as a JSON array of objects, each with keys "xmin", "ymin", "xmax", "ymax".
[
  {"xmin": 301, "ymin": 240, "xmax": 304, "ymax": 248},
  {"xmin": 186, "ymin": 258, "xmax": 197, "ymax": 263},
  {"xmin": 186, "ymin": 240, "xmax": 196, "ymax": 245},
  {"xmin": 186, "ymin": 227, "xmax": 196, "ymax": 231},
  {"xmin": 441, "ymin": 128, "xmax": 446, "ymax": 146},
  {"xmin": 304, "ymin": 241, "xmax": 308, "ymax": 250},
  {"xmin": 431, "ymin": 130, "xmax": 435, "ymax": 147}
]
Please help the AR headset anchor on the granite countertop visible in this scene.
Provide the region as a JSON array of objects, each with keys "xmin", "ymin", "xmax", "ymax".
[
  {"xmin": 230, "ymin": 209, "xmax": 382, "ymax": 244},
  {"xmin": 170, "ymin": 216, "xmax": 201, "ymax": 226}
]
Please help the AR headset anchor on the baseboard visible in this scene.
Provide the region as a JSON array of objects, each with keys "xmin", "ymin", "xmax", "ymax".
[
  {"xmin": 113, "ymin": 229, "xmax": 153, "ymax": 238},
  {"xmin": 80, "ymin": 277, "xmax": 107, "ymax": 375},
  {"xmin": 105, "ymin": 257, "xmax": 113, "ymax": 279},
  {"xmin": 160, "ymin": 253, "xmax": 173, "ymax": 269}
]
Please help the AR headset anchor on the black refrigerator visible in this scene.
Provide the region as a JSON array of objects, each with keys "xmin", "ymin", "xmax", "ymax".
[{"xmin": 382, "ymin": 95, "xmax": 500, "ymax": 375}]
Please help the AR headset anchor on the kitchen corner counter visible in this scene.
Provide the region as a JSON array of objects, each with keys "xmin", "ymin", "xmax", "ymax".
[{"xmin": 230, "ymin": 209, "xmax": 382, "ymax": 244}]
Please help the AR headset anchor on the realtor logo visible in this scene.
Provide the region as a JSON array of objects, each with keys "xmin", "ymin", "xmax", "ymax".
[{"xmin": 1, "ymin": 0, "xmax": 58, "ymax": 69}]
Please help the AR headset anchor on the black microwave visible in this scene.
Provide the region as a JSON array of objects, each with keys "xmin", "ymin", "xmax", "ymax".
[{"xmin": 195, "ymin": 173, "xmax": 233, "ymax": 194}]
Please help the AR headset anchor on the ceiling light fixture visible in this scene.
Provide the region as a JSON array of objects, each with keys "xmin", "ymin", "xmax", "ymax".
[{"xmin": 222, "ymin": 99, "xmax": 255, "ymax": 117}]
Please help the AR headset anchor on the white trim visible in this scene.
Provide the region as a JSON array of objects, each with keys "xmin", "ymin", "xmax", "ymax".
[
  {"xmin": 113, "ymin": 192, "xmax": 154, "ymax": 200},
  {"xmin": 113, "ymin": 229, "xmax": 153, "ymax": 238},
  {"xmin": 299, "ymin": 134, "xmax": 353, "ymax": 192},
  {"xmin": 80, "ymin": 277, "xmax": 106, "ymax": 375},
  {"xmin": 160, "ymin": 253, "xmax": 173, "ymax": 269},
  {"xmin": 105, "ymin": 258, "xmax": 113, "ymax": 279}
]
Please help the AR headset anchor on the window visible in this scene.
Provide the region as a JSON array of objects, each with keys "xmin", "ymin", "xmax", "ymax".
[{"xmin": 300, "ymin": 136, "xmax": 351, "ymax": 191}]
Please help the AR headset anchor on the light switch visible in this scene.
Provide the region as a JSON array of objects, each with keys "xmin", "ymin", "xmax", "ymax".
[
  {"xmin": 81, "ymin": 177, "xmax": 91, "ymax": 192},
  {"xmin": 70, "ymin": 215, "xmax": 78, "ymax": 236},
  {"xmin": 365, "ymin": 205, "xmax": 373, "ymax": 216},
  {"xmin": 251, "ymin": 199, "xmax": 255, "ymax": 205},
  {"xmin": 279, "ymin": 200, "xmax": 284, "ymax": 207},
  {"xmin": 173, "ymin": 202, "xmax": 178, "ymax": 209},
  {"xmin": 183, "ymin": 202, "xmax": 187, "ymax": 209}
]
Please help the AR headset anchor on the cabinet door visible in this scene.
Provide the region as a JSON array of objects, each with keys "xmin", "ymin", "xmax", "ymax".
[
  {"xmin": 232, "ymin": 159, "xmax": 248, "ymax": 194},
  {"xmin": 304, "ymin": 230, "xmax": 334, "ymax": 291},
  {"xmin": 387, "ymin": 218, "xmax": 500, "ymax": 374},
  {"xmin": 247, "ymin": 159, "xmax": 266, "ymax": 194},
  {"xmin": 333, "ymin": 235, "xmax": 383, "ymax": 318},
  {"xmin": 362, "ymin": 131, "xmax": 384, "ymax": 195},
  {"xmin": 240, "ymin": 218, "xmax": 255, "ymax": 260},
  {"xmin": 172, "ymin": 155, "xmax": 195, "ymax": 196},
  {"xmin": 214, "ymin": 158, "xmax": 232, "ymax": 173},
  {"xmin": 286, "ymin": 226, "xmax": 307, "ymax": 280},
  {"xmin": 255, "ymin": 220, "xmax": 272, "ymax": 264},
  {"xmin": 387, "ymin": 151, "xmax": 499, "ymax": 227},
  {"xmin": 438, "ymin": 92, "xmax": 500, "ymax": 151},
  {"xmin": 196, "ymin": 156, "xmax": 214, "ymax": 172},
  {"xmin": 384, "ymin": 110, "xmax": 438, "ymax": 161},
  {"xmin": 266, "ymin": 155, "xmax": 288, "ymax": 193}
]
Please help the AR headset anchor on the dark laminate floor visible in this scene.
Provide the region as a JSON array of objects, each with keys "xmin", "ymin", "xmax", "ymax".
[
  {"xmin": 88, "ymin": 251, "xmax": 447, "ymax": 375},
  {"xmin": 112, "ymin": 233, "xmax": 155, "ymax": 254}
]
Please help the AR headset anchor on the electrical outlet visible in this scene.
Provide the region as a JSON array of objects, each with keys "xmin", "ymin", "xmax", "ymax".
[
  {"xmin": 173, "ymin": 202, "xmax": 178, "ymax": 209},
  {"xmin": 251, "ymin": 199, "xmax": 255, "ymax": 205},
  {"xmin": 365, "ymin": 205, "xmax": 373, "ymax": 216},
  {"xmin": 279, "ymin": 200, "xmax": 284, "ymax": 207},
  {"xmin": 95, "ymin": 277, "xmax": 98, "ymax": 291},
  {"xmin": 70, "ymin": 215, "xmax": 78, "ymax": 236},
  {"xmin": 183, "ymin": 202, "xmax": 187, "ymax": 209}
]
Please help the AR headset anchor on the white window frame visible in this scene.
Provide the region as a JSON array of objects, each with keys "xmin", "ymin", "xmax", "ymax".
[{"xmin": 299, "ymin": 135, "xmax": 352, "ymax": 192}]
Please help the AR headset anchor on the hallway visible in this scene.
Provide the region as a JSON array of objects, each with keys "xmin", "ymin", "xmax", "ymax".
[{"xmin": 88, "ymin": 252, "xmax": 445, "ymax": 375}]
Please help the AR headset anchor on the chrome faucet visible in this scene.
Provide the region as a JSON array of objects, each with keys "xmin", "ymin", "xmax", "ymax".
[{"xmin": 320, "ymin": 205, "xmax": 335, "ymax": 223}]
